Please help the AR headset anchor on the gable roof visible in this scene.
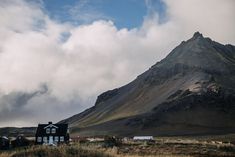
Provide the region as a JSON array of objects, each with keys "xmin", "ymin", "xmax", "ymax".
[{"xmin": 44, "ymin": 124, "xmax": 58, "ymax": 129}]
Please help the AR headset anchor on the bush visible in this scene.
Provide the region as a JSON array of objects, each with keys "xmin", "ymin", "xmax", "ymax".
[{"xmin": 102, "ymin": 137, "xmax": 121, "ymax": 148}]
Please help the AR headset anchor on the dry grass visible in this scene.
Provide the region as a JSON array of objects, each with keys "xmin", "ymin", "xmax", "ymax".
[
  {"xmin": 1, "ymin": 138, "xmax": 235, "ymax": 157},
  {"xmin": 0, "ymin": 145, "xmax": 190, "ymax": 157},
  {"xmin": 0, "ymin": 145, "xmax": 112, "ymax": 157}
]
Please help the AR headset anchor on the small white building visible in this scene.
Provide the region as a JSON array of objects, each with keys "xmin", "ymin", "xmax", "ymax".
[
  {"xmin": 87, "ymin": 137, "xmax": 104, "ymax": 142},
  {"xmin": 133, "ymin": 136, "xmax": 154, "ymax": 141}
]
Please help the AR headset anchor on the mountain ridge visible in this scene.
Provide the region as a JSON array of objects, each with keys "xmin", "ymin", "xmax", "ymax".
[{"xmin": 60, "ymin": 32, "xmax": 235, "ymax": 136}]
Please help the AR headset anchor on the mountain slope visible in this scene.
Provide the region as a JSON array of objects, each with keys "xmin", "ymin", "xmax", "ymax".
[{"xmin": 60, "ymin": 32, "xmax": 235, "ymax": 136}]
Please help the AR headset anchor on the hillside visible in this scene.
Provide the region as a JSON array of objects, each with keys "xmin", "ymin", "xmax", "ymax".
[
  {"xmin": 60, "ymin": 32, "xmax": 235, "ymax": 136},
  {"xmin": 0, "ymin": 127, "xmax": 36, "ymax": 137}
]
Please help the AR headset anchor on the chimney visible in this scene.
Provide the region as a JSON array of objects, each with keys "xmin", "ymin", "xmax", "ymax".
[{"xmin": 48, "ymin": 121, "xmax": 52, "ymax": 124}]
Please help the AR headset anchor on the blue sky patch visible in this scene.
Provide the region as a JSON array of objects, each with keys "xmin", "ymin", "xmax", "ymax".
[{"xmin": 41, "ymin": 0, "xmax": 166, "ymax": 29}]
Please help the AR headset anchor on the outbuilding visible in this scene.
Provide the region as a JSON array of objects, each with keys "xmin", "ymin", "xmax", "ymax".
[
  {"xmin": 0, "ymin": 136, "xmax": 10, "ymax": 150},
  {"xmin": 11, "ymin": 135, "xmax": 30, "ymax": 148},
  {"xmin": 133, "ymin": 136, "xmax": 154, "ymax": 141}
]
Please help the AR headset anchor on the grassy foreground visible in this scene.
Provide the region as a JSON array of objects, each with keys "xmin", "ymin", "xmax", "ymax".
[
  {"xmin": 0, "ymin": 144, "xmax": 192, "ymax": 157},
  {"xmin": 0, "ymin": 145, "xmax": 113, "ymax": 157},
  {"xmin": 1, "ymin": 134, "xmax": 235, "ymax": 157},
  {"xmin": 0, "ymin": 142, "xmax": 234, "ymax": 157}
]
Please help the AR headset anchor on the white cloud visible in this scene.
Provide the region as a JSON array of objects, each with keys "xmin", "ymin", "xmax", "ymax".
[
  {"xmin": 68, "ymin": 0, "xmax": 112, "ymax": 24},
  {"xmin": 0, "ymin": 0, "xmax": 234, "ymax": 127},
  {"xmin": 164, "ymin": 0, "xmax": 235, "ymax": 44}
]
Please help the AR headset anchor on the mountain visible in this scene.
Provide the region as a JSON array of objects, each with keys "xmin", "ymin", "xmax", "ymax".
[{"xmin": 60, "ymin": 32, "xmax": 235, "ymax": 137}]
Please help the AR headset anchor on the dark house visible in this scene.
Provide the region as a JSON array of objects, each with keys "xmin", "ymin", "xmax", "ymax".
[
  {"xmin": 0, "ymin": 136, "xmax": 10, "ymax": 150},
  {"xmin": 35, "ymin": 122, "xmax": 69, "ymax": 145},
  {"xmin": 11, "ymin": 134, "xmax": 30, "ymax": 148}
]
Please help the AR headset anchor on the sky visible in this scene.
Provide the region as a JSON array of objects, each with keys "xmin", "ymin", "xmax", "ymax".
[{"xmin": 0, "ymin": 0, "xmax": 234, "ymax": 127}]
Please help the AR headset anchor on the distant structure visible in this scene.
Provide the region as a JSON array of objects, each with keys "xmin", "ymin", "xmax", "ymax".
[
  {"xmin": 35, "ymin": 122, "xmax": 69, "ymax": 145},
  {"xmin": 11, "ymin": 134, "xmax": 30, "ymax": 148},
  {"xmin": 0, "ymin": 136, "xmax": 10, "ymax": 150},
  {"xmin": 133, "ymin": 136, "xmax": 154, "ymax": 141}
]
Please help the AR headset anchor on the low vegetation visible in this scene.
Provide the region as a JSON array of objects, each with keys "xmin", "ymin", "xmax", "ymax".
[
  {"xmin": 0, "ymin": 145, "xmax": 112, "ymax": 157},
  {"xmin": 1, "ymin": 135, "xmax": 235, "ymax": 157}
]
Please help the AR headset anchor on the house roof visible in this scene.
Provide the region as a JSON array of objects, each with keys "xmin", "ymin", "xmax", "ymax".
[
  {"xmin": 0, "ymin": 136, "xmax": 9, "ymax": 140},
  {"xmin": 36, "ymin": 123, "xmax": 68, "ymax": 136},
  {"xmin": 44, "ymin": 124, "xmax": 58, "ymax": 129}
]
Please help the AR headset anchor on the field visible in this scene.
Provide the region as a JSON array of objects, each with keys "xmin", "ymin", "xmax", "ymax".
[{"xmin": 1, "ymin": 134, "xmax": 235, "ymax": 157}]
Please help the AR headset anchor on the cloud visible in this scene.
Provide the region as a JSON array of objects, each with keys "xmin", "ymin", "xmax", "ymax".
[
  {"xmin": 164, "ymin": 0, "xmax": 235, "ymax": 44},
  {"xmin": 0, "ymin": 0, "xmax": 234, "ymax": 127},
  {"xmin": 68, "ymin": 0, "xmax": 112, "ymax": 24},
  {"xmin": 0, "ymin": 84, "xmax": 48, "ymax": 126}
]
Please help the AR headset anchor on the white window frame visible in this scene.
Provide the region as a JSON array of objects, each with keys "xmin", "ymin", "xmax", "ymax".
[
  {"xmin": 51, "ymin": 128, "xmax": 56, "ymax": 134},
  {"xmin": 60, "ymin": 136, "xmax": 64, "ymax": 142},
  {"xmin": 46, "ymin": 128, "xmax": 50, "ymax": 134},
  {"xmin": 37, "ymin": 137, "xmax": 42, "ymax": 142},
  {"xmin": 43, "ymin": 136, "xmax": 47, "ymax": 143},
  {"xmin": 54, "ymin": 136, "xmax": 59, "ymax": 142}
]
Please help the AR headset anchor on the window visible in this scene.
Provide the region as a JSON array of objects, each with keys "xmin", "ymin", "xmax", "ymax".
[
  {"xmin": 43, "ymin": 137, "xmax": 47, "ymax": 143},
  {"xmin": 54, "ymin": 136, "xmax": 59, "ymax": 142},
  {"xmin": 46, "ymin": 128, "xmax": 50, "ymax": 134},
  {"xmin": 60, "ymin": 136, "xmax": 64, "ymax": 142},
  {"xmin": 51, "ymin": 128, "xmax": 56, "ymax": 134},
  {"xmin": 37, "ymin": 137, "xmax": 42, "ymax": 142}
]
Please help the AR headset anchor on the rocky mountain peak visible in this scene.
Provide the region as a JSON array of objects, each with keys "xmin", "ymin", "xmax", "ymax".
[
  {"xmin": 192, "ymin": 31, "xmax": 203, "ymax": 39},
  {"xmin": 153, "ymin": 32, "xmax": 235, "ymax": 74},
  {"xmin": 189, "ymin": 31, "xmax": 210, "ymax": 44}
]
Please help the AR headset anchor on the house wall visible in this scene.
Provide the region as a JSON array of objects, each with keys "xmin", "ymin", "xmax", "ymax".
[{"xmin": 35, "ymin": 135, "xmax": 69, "ymax": 144}]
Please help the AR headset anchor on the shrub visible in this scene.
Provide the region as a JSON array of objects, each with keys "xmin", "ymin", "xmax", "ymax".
[{"xmin": 103, "ymin": 137, "xmax": 121, "ymax": 148}]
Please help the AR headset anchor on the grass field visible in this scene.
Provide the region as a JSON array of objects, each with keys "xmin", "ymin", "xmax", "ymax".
[{"xmin": 1, "ymin": 134, "xmax": 235, "ymax": 157}]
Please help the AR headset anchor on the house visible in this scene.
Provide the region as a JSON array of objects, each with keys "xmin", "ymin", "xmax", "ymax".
[
  {"xmin": 133, "ymin": 136, "xmax": 154, "ymax": 141},
  {"xmin": 11, "ymin": 134, "xmax": 30, "ymax": 148},
  {"xmin": 35, "ymin": 122, "xmax": 69, "ymax": 145},
  {"xmin": 0, "ymin": 136, "xmax": 10, "ymax": 150}
]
